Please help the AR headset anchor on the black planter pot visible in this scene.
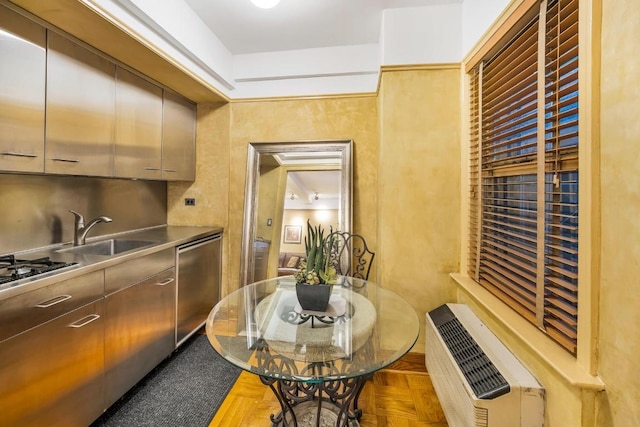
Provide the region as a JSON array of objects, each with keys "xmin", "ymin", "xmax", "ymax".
[{"xmin": 295, "ymin": 282, "xmax": 333, "ymax": 312}]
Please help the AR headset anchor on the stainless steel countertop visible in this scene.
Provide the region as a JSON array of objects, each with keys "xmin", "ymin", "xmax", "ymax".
[{"xmin": 0, "ymin": 225, "xmax": 223, "ymax": 300}]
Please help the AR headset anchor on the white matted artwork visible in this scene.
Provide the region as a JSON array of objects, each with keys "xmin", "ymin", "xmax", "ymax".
[{"xmin": 283, "ymin": 225, "xmax": 302, "ymax": 244}]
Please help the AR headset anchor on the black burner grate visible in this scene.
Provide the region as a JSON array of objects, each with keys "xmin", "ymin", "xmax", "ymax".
[{"xmin": 0, "ymin": 255, "xmax": 77, "ymax": 285}]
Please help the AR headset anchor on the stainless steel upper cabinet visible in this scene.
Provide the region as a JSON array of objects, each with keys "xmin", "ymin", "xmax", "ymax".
[
  {"xmin": 45, "ymin": 31, "xmax": 115, "ymax": 177},
  {"xmin": 162, "ymin": 91, "xmax": 196, "ymax": 181},
  {"xmin": 0, "ymin": 5, "xmax": 46, "ymax": 173},
  {"xmin": 114, "ymin": 67, "xmax": 162, "ymax": 179}
]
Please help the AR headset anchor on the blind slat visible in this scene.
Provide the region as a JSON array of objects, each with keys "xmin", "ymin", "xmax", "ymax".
[
  {"xmin": 483, "ymin": 249, "xmax": 537, "ymax": 276},
  {"xmin": 479, "ymin": 274, "xmax": 537, "ymax": 314}
]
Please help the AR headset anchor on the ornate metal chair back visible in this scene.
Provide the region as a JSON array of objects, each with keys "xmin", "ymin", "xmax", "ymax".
[{"xmin": 326, "ymin": 231, "xmax": 375, "ymax": 281}]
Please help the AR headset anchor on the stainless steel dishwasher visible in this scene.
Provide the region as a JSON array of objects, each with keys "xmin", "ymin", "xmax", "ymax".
[{"xmin": 176, "ymin": 233, "xmax": 222, "ymax": 346}]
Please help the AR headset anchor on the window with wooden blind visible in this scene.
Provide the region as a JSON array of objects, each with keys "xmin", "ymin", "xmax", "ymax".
[{"xmin": 468, "ymin": 0, "xmax": 579, "ymax": 355}]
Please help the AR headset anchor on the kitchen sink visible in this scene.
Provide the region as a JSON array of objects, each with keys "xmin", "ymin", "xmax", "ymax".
[{"xmin": 56, "ymin": 239, "xmax": 157, "ymax": 256}]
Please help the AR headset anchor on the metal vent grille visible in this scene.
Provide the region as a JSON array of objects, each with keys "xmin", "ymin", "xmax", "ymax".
[{"xmin": 432, "ymin": 307, "xmax": 510, "ymax": 399}]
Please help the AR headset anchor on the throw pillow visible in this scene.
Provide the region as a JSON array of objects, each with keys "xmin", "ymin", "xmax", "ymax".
[{"xmin": 286, "ymin": 256, "xmax": 299, "ymax": 268}]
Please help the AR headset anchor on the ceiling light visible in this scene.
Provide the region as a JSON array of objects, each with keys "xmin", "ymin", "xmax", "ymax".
[{"xmin": 251, "ymin": 0, "xmax": 280, "ymax": 9}]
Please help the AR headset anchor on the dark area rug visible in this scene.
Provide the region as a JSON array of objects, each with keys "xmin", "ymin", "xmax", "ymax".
[{"xmin": 91, "ymin": 333, "xmax": 241, "ymax": 427}]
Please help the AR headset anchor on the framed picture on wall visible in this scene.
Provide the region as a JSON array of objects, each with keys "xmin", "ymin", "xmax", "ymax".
[{"xmin": 283, "ymin": 225, "xmax": 302, "ymax": 244}]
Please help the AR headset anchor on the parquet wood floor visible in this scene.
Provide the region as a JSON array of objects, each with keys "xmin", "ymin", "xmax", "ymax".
[{"xmin": 209, "ymin": 352, "xmax": 448, "ymax": 426}]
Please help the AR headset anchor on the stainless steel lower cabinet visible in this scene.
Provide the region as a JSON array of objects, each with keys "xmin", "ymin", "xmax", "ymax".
[
  {"xmin": 0, "ymin": 301, "xmax": 105, "ymax": 427},
  {"xmin": 253, "ymin": 238, "xmax": 270, "ymax": 282},
  {"xmin": 176, "ymin": 234, "xmax": 221, "ymax": 345},
  {"xmin": 103, "ymin": 267, "xmax": 176, "ymax": 409}
]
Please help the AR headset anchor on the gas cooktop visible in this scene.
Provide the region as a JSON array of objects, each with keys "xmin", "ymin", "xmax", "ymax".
[{"xmin": 0, "ymin": 255, "xmax": 77, "ymax": 286}]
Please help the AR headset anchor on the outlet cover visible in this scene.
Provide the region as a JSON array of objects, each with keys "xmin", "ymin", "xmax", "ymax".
[{"xmin": 185, "ymin": 198, "xmax": 196, "ymax": 206}]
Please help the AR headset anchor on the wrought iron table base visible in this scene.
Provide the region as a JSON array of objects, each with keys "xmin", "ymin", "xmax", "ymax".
[{"xmin": 259, "ymin": 374, "xmax": 372, "ymax": 427}]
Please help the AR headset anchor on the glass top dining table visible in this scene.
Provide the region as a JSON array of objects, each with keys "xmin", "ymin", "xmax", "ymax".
[
  {"xmin": 205, "ymin": 275, "xmax": 420, "ymax": 383},
  {"xmin": 206, "ymin": 275, "xmax": 420, "ymax": 426}
]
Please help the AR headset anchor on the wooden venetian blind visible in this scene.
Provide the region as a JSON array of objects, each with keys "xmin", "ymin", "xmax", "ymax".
[
  {"xmin": 542, "ymin": 0, "xmax": 579, "ymax": 353},
  {"xmin": 468, "ymin": 0, "xmax": 579, "ymax": 354},
  {"xmin": 468, "ymin": 67, "xmax": 481, "ymax": 279}
]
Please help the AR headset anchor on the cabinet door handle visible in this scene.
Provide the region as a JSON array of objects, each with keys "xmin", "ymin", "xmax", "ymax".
[
  {"xmin": 155, "ymin": 277, "xmax": 175, "ymax": 286},
  {"xmin": 144, "ymin": 167, "xmax": 160, "ymax": 171},
  {"xmin": 1, "ymin": 151, "xmax": 38, "ymax": 158},
  {"xmin": 51, "ymin": 158, "xmax": 80, "ymax": 163},
  {"xmin": 35, "ymin": 294, "xmax": 72, "ymax": 308},
  {"xmin": 68, "ymin": 314, "xmax": 101, "ymax": 328},
  {"xmin": 163, "ymin": 169, "xmax": 176, "ymax": 173}
]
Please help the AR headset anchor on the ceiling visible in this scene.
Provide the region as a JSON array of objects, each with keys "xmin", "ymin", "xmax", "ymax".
[
  {"xmin": 260, "ymin": 154, "xmax": 341, "ymax": 209},
  {"xmin": 285, "ymin": 171, "xmax": 341, "ymax": 210},
  {"xmin": 184, "ymin": 0, "xmax": 461, "ymax": 55}
]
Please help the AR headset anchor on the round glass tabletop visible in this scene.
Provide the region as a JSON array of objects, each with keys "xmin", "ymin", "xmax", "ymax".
[{"xmin": 206, "ymin": 276, "xmax": 420, "ymax": 383}]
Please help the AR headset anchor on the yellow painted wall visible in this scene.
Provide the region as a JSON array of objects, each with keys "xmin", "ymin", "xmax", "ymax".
[
  {"xmin": 168, "ymin": 71, "xmax": 462, "ymax": 351},
  {"xmin": 168, "ymin": 102, "xmax": 232, "ymax": 296},
  {"xmin": 597, "ymin": 0, "xmax": 640, "ymax": 424},
  {"xmin": 279, "ymin": 209, "xmax": 339, "ymax": 254},
  {"xmin": 256, "ymin": 163, "xmax": 280, "ymax": 243},
  {"xmin": 378, "ymin": 67, "xmax": 461, "ymax": 351},
  {"xmin": 227, "ymin": 97, "xmax": 380, "ymax": 293},
  {"xmin": 167, "ymin": 102, "xmax": 229, "ymax": 227}
]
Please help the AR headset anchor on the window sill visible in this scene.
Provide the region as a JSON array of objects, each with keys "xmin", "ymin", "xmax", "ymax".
[{"xmin": 450, "ymin": 273, "xmax": 604, "ymax": 391}]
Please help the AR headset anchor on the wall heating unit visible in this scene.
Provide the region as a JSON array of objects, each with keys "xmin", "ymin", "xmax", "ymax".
[{"xmin": 425, "ymin": 303, "xmax": 545, "ymax": 427}]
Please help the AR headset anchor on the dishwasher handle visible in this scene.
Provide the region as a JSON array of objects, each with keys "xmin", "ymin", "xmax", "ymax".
[{"xmin": 177, "ymin": 234, "xmax": 221, "ymax": 253}]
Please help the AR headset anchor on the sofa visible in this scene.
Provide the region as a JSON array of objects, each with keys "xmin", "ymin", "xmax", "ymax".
[{"xmin": 277, "ymin": 252, "xmax": 306, "ymax": 277}]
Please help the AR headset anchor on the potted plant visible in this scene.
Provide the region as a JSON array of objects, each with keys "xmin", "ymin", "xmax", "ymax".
[{"xmin": 293, "ymin": 220, "xmax": 338, "ymax": 311}]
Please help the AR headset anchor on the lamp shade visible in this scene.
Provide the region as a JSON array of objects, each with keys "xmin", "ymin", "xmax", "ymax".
[{"xmin": 251, "ymin": 0, "xmax": 280, "ymax": 9}]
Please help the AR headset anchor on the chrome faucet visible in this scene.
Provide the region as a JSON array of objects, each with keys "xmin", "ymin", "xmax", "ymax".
[{"xmin": 69, "ymin": 210, "xmax": 113, "ymax": 246}]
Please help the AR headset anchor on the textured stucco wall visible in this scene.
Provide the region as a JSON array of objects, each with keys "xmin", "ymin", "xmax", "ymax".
[
  {"xmin": 168, "ymin": 102, "xmax": 232, "ymax": 294},
  {"xmin": 378, "ymin": 67, "xmax": 461, "ymax": 351},
  {"xmin": 227, "ymin": 97, "xmax": 380, "ymax": 294},
  {"xmin": 168, "ymin": 71, "xmax": 461, "ymax": 353},
  {"xmin": 255, "ymin": 163, "xmax": 280, "ymax": 243},
  {"xmin": 279, "ymin": 209, "xmax": 340, "ymax": 254},
  {"xmin": 598, "ymin": 0, "xmax": 640, "ymax": 424}
]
